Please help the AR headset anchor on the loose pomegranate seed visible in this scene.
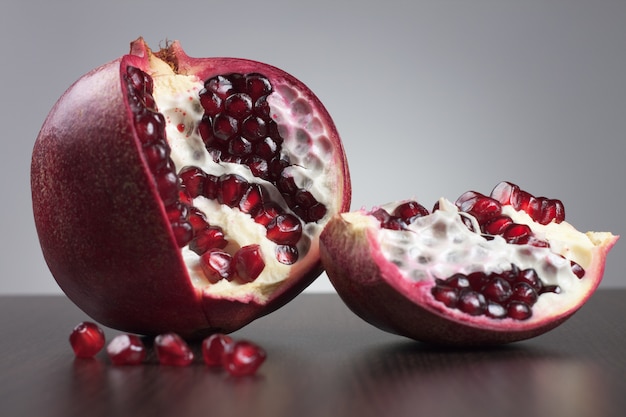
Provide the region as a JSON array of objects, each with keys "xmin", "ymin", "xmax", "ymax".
[
  {"xmin": 154, "ymin": 333, "xmax": 194, "ymax": 366},
  {"xmin": 234, "ymin": 245, "xmax": 266, "ymax": 282},
  {"xmin": 266, "ymin": 214, "xmax": 303, "ymax": 245},
  {"xmin": 200, "ymin": 249, "xmax": 235, "ymax": 283},
  {"xmin": 223, "ymin": 340, "xmax": 267, "ymax": 376},
  {"xmin": 69, "ymin": 321, "xmax": 106, "ymax": 358},
  {"xmin": 106, "ymin": 334, "xmax": 146, "ymax": 366},
  {"xmin": 202, "ymin": 333, "xmax": 234, "ymax": 367}
]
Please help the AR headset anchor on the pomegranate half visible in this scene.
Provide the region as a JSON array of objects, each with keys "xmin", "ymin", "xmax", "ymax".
[
  {"xmin": 31, "ymin": 38, "xmax": 351, "ymax": 339},
  {"xmin": 320, "ymin": 182, "xmax": 617, "ymax": 346}
]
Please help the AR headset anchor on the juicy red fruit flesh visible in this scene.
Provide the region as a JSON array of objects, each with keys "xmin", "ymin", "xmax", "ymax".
[{"xmin": 69, "ymin": 321, "xmax": 106, "ymax": 358}]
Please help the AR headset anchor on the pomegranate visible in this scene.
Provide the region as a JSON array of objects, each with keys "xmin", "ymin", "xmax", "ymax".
[
  {"xmin": 320, "ymin": 182, "xmax": 618, "ymax": 346},
  {"xmin": 31, "ymin": 38, "xmax": 351, "ymax": 339}
]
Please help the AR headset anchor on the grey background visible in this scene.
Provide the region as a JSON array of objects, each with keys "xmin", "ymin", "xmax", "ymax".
[{"xmin": 1, "ymin": 0, "xmax": 624, "ymax": 294}]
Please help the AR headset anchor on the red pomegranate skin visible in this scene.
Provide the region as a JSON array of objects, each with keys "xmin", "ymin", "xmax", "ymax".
[
  {"xmin": 31, "ymin": 38, "xmax": 351, "ymax": 339},
  {"xmin": 320, "ymin": 213, "xmax": 617, "ymax": 346}
]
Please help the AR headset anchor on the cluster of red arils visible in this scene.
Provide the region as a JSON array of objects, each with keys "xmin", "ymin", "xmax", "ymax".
[{"xmin": 69, "ymin": 321, "xmax": 266, "ymax": 376}]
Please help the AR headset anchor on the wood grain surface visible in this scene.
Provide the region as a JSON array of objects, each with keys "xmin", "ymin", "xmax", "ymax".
[{"xmin": 1, "ymin": 291, "xmax": 624, "ymax": 417}]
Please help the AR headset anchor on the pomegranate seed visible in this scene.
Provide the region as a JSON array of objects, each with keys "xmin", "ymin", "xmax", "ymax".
[
  {"xmin": 482, "ymin": 277, "xmax": 512, "ymax": 303},
  {"xmin": 510, "ymin": 282, "xmax": 538, "ymax": 305},
  {"xmin": 202, "ymin": 333, "xmax": 234, "ymax": 367},
  {"xmin": 239, "ymin": 184, "xmax": 266, "ymax": 216},
  {"xmin": 234, "ymin": 245, "xmax": 266, "ymax": 282},
  {"xmin": 106, "ymin": 334, "xmax": 146, "ymax": 366},
  {"xmin": 392, "ymin": 201, "xmax": 429, "ymax": 224},
  {"xmin": 431, "ymin": 286, "xmax": 458, "ymax": 307},
  {"xmin": 275, "ymin": 245, "xmax": 298, "ymax": 265},
  {"xmin": 218, "ymin": 174, "xmax": 248, "ymax": 207},
  {"xmin": 540, "ymin": 198, "xmax": 565, "ymax": 224},
  {"xmin": 134, "ymin": 110, "xmax": 165, "ymax": 145},
  {"xmin": 143, "ymin": 141, "xmax": 170, "ymax": 172},
  {"xmin": 241, "ymin": 116, "xmax": 268, "ymax": 141},
  {"xmin": 431, "ymin": 265, "xmax": 554, "ymax": 321},
  {"xmin": 155, "ymin": 333, "xmax": 194, "ymax": 366},
  {"xmin": 507, "ymin": 301, "xmax": 533, "ymax": 320},
  {"xmin": 490, "ymin": 181, "xmax": 519, "ymax": 206},
  {"xmin": 254, "ymin": 203, "xmax": 283, "ymax": 226},
  {"xmin": 266, "ymin": 214, "xmax": 303, "ymax": 245},
  {"xmin": 189, "ymin": 226, "xmax": 228, "ymax": 255},
  {"xmin": 307, "ymin": 203, "xmax": 328, "ymax": 223},
  {"xmin": 223, "ymin": 340, "xmax": 267, "ymax": 377},
  {"xmin": 179, "ymin": 166, "xmax": 207, "ymax": 198},
  {"xmin": 155, "ymin": 169, "xmax": 180, "ymax": 207},
  {"xmin": 256, "ymin": 137, "xmax": 280, "ymax": 159},
  {"xmin": 199, "ymin": 90, "xmax": 222, "ymax": 116},
  {"xmin": 188, "ymin": 207, "xmax": 209, "ymax": 232},
  {"xmin": 69, "ymin": 321, "xmax": 106, "ymax": 358},
  {"xmin": 482, "ymin": 215, "xmax": 513, "ymax": 235},
  {"xmin": 457, "ymin": 290, "xmax": 486, "ymax": 316},
  {"xmin": 224, "ymin": 93, "xmax": 252, "ymax": 119},
  {"xmin": 502, "ymin": 223, "xmax": 532, "ymax": 244},
  {"xmin": 246, "ymin": 73, "xmax": 272, "ymax": 99},
  {"xmin": 518, "ymin": 268, "xmax": 542, "ymax": 292},
  {"xmin": 571, "ymin": 260, "xmax": 585, "ymax": 278},
  {"xmin": 456, "ymin": 191, "xmax": 502, "ymax": 224},
  {"xmin": 200, "ymin": 249, "xmax": 235, "ymax": 282},
  {"xmin": 171, "ymin": 220, "xmax": 194, "ymax": 247},
  {"xmin": 203, "ymin": 174, "xmax": 220, "ymax": 199}
]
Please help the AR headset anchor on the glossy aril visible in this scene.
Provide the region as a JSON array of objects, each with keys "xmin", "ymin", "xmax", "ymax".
[
  {"xmin": 155, "ymin": 333, "xmax": 194, "ymax": 366},
  {"xmin": 223, "ymin": 340, "xmax": 267, "ymax": 376},
  {"xmin": 320, "ymin": 182, "xmax": 618, "ymax": 345},
  {"xmin": 106, "ymin": 334, "xmax": 146, "ymax": 365},
  {"xmin": 31, "ymin": 38, "xmax": 351, "ymax": 338},
  {"xmin": 69, "ymin": 321, "xmax": 106, "ymax": 358},
  {"xmin": 202, "ymin": 333, "xmax": 234, "ymax": 367}
]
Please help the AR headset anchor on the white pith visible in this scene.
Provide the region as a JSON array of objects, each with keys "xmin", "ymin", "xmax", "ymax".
[
  {"xmin": 147, "ymin": 55, "xmax": 337, "ymax": 301},
  {"xmin": 354, "ymin": 197, "xmax": 613, "ymax": 319}
]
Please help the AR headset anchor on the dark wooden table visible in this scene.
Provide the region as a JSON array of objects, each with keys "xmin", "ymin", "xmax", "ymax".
[{"xmin": 1, "ymin": 291, "xmax": 624, "ymax": 417}]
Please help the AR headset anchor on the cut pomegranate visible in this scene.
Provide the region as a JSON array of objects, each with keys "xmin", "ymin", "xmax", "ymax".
[
  {"xmin": 201, "ymin": 333, "xmax": 234, "ymax": 367},
  {"xmin": 69, "ymin": 321, "xmax": 106, "ymax": 358},
  {"xmin": 320, "ymin": 182, "xmax": 618, "ymax": 345},
  {"xmin": 223, "ymin": 340, "xmax": 267, "ymax": 376},
  {"xmin": 155, "ymin": 333, "xmax": 194, "ymax": 366},
  {"xmin": 31, "ymin": 38, "xmax": 351, "ymax": 338},
  {"xmin": 106, "ymin": 334, "xmax": 146, "ymax": 365}
]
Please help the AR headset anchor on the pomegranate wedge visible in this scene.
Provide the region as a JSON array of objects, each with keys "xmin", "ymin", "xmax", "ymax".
[
  {"xmin": 31, "ymin": 38, "xmax": 351, "ymax": 338},
  {"xmin": 320, "ymin": 182, "xmax": 617, "ymax": 346}
]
